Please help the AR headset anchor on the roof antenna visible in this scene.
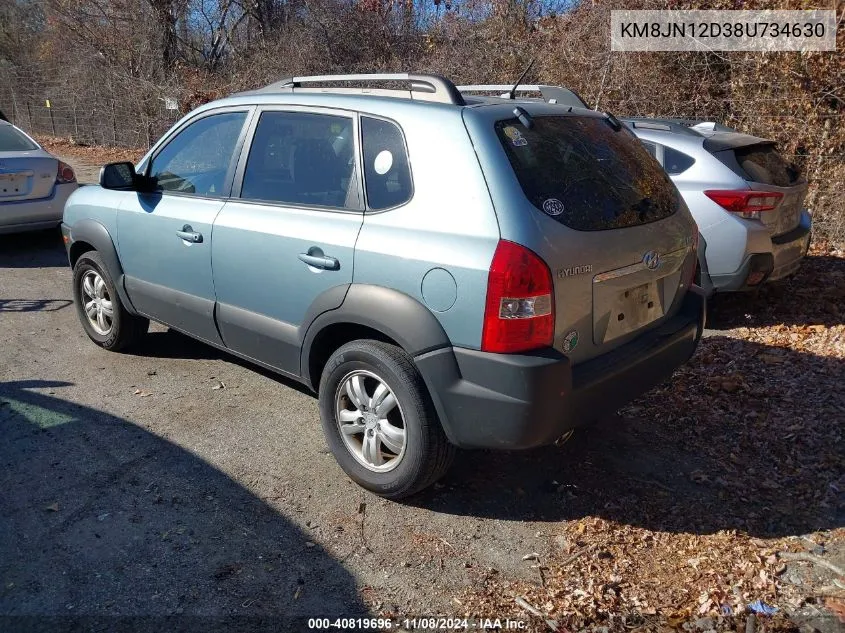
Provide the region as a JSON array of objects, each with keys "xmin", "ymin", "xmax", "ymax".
[{"xmin": 507, "ymin": 59, "xmax": 536, "ymax": 100}]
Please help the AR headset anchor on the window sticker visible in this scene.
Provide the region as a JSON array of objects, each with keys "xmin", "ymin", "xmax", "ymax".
[
  {"xmin": 542, "ymin": 198, "xmax": 564, "ymax": 216},
  {"xmin": 503, "ymin": 126, "xmax": 528, "ymax": 147},
  {"xmin": 373, "ymin": 150, "xmax": 393, "ymax": 175}
]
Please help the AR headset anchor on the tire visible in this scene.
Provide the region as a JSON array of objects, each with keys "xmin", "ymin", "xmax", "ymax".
[
  {"xmin": 72, "ymin": 251, "xmax": 148, "ymax": 351},
  {"xmin": 318, "ymin": 340, "xmax": 455, "ymax": 499}
]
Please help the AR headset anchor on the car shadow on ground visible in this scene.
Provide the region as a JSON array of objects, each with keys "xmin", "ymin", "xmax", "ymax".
[
  {"xmin": 706, "ymin": 254, "xmax": 845, "ymax": 330},
  {"xmin": 0, "ymin": 380, "xmax": 366, "ymax": 632},
  {"xmin": 421, "ymin": 335, "xmax": 844, "ymax": 538},
  {"xmin": 0, "ymin": 230, "xmax": 68, "ymax": 269},
  {"xmin": 0, "ymin": 299, "xmax": 72, "ymax": 312},
  {"xmin": 125, "ymin": 329, "xmax": 228, "ymax": 361},
  {"xmin": 125, "ymin": 330, "xmax": 316, "ymax": 397}
]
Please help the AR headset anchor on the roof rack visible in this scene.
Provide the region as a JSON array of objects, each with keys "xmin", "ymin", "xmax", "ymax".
[
  {"xmin": 458, "ymin": 84, "xmax": 589, "ymax": 109},
  {"xmin": 620, "ymin": 117, "xmax": 738, "ymax": 137},
  {"xmin": 245, "ymin": 73, "xmax": 465, "ymax": 105}
]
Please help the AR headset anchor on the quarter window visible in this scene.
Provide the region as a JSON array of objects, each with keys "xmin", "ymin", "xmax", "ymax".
[
  {"xmin": 641, "ymin": 141, "xmax": 658, "ymax": 159},
  {"xmin": 663, "ymin": 146, "xmax": 696, "ymax": 175},
  {"xmin": 240, "ymin": 111, "xmax": 358, "ymax": 209},
  {"xmin": 361, "ymin": 117, "xmax": 412, "ymax": 210},
  {"xmin": 149, "ymin": 111, "xmax": 247, "ymax": 197}
]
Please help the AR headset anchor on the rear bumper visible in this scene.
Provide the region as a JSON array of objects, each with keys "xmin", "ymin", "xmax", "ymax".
[
  {"xmin": 710, "ymin": 253, "xmax": 774, "ymax": 291},
  {"xmin": 0, "ymin": 183, "xmax": 76, "ymax": 234},
  {"xmin": 415, "ymin": 289, "xmax": 706, "ymax": 449},
  {"xmin": 709, "ymin": 210, "xmax": 811, "ymax": 291}
]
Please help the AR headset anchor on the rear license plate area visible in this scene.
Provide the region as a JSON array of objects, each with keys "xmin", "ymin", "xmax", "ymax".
[
  {"xmin": 0, "ymin": 173, "xmax": 28, "ymax": 197},
  {"xmin": 591, "ymin": 247, "xmax": 687, "ymax": 345},
  {"xmin": 603, "ymin": 282, "xmax": 663, "ymax": 342},
  {"xmin": 593, "ymin": 277, "xmax": 672, "ymax": 345}
]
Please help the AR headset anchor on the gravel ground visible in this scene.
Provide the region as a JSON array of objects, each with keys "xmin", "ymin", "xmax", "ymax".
[{"xmin": 1, "ymin": 152, "xmax": 842, "ymax": 632}]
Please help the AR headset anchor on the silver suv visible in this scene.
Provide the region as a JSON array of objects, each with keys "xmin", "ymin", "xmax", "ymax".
[
  {"xmin": 62, "ymin": 74, "xmax": 705, "ymax": 498},
  {"xmin": 623, "ymin": 118, "xmax": 811, "ymax": 293}
]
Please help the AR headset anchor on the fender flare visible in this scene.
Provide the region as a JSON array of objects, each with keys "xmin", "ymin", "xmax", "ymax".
[
  {"xmin": 67, "ymin": 219, "xmax": 136, "ymax": 313},
  {"xmin": 299, "ymin": 284, "xmax": 452, "ymax": 387}
]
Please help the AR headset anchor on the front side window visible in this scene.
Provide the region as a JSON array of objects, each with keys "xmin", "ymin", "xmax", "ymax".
[
  {"xmin": 240, "ymin": 111, "xmax": 357, "ymax": 209},
  {"xmin": 361, "ymin": 117, "xmax": 412, "ymax": 210},
  {"xmin": 495, "ymin": 115, "xmax": 680, "ymax": 231},
  {"xmin": 149, "ymin": 111, "xmax": 247, "ymax": 197}
]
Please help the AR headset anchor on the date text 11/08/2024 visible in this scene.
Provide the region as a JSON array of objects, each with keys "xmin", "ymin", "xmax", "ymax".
[{"xmin": 307, "ymin": 617, "xmax": 528, "ymax": 630}]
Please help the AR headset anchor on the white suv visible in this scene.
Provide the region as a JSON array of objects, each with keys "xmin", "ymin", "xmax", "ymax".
[{"xmin": 624, "ymin": 118, "xmax": 811, "ymax": 294}]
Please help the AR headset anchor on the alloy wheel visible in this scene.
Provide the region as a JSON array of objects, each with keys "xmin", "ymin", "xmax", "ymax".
[
  {"xmin": 81, "ymin": 270, "xmax": 113, "ymax": 336},
  {"xmin": 334, "ymin": 370, "xmax": 407, "ymax": 472}
]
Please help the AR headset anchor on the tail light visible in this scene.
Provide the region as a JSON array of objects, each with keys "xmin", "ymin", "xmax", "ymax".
[
  {"xmin": 481, "ymin": 240, "xmax": 555, "ymax": 354},
  {"xmin": 56, "ymin": 161, "xmax": 76, "ymax": 184},
  {"xmin": 704, "ymin": 189, "xmax": 783, "ymax": 219}
]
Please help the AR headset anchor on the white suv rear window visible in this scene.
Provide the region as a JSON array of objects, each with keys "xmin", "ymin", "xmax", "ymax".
[{"xmin": 734, "ymin": 144, "xmax": 801, "ymax": 187}]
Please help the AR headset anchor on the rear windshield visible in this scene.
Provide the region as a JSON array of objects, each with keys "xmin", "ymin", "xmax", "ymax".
[
  {"xmin": 734, "ymin": 144, "xmax": 801, "ymax": 187},
  {"xmin": 495, "ymin": 115, "xmax": 680, "ymax": 231},
  {"xmin": 0, "ymin": 125, "xmax": 38, "ymax": 151}
]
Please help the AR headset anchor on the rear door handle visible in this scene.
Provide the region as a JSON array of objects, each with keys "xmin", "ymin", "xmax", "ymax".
[
  {"xmin": 176, "ymin": 225, "xmax": 203, "ymax": 243},
  {"xmin": 298, "ymin": 252, "xmax": 340, "ymax": 271}
]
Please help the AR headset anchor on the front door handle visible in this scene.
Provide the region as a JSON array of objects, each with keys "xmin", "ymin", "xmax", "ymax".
[
  {"xmin": 176, "ymin": 225, "xmax": 203, "ymax": 243},
  {"xmin": 298, "ymin": 252, "xmax": 340, "ymax": 271}
]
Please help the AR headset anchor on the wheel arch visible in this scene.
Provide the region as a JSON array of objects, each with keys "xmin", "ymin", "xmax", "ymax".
[
  {"xmin": 67, "ymin": 219, "xmax": 136, "ymax": 313},
  {"xmin": 300, "ymin": 284, "xmax": 452, "ymax": 392},
  {"xmin": 69, "ymin": 239, "xmax": 96, "ymax": 268}
]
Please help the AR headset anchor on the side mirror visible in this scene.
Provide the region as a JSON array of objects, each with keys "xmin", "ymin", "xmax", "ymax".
[{"xmin": 99, "ymin": 162, "xmax": 137, "ymax": 190}]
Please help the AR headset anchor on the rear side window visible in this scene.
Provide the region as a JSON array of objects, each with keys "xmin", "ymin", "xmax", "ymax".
[
  {"xmin": 734, "ymin": 144, "xmax": 800, "ymax": 187},
  {"xmin": 495, "ymin": 116, "xmax": 680, "ymax": 231},
  {"xmin": 240, "ymin": 111, "xmax": 358, "ymax": 209},
  {"xmin": 361, "ymin": 117, "xmax": 412, "ymax": 210},
  {"xmin": 0, "ymin": 125, "xmax": 38, "ymax": 151},
  {"xmin": 663, "ymin": 146, "xmax": 695, "ymax": 175}
]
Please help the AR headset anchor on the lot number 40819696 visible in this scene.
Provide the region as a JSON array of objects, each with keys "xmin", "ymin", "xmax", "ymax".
[{"xmin": 307, "ymin": 618, "xmax": 527, "ymax": 630}]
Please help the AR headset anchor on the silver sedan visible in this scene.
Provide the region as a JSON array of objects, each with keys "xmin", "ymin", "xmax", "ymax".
[{"xmin": 0, "ymin": 121, "xmax": 78, "ymax": 234}]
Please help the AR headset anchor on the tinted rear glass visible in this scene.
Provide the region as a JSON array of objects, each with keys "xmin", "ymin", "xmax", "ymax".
[
  {"xmin": 734, "ymin": 144, "xmax": 801, "ymax": 187},
  {"xmin": 0, "ymin": 125, "xmax": 38, "ymax": 151},
  {"xmin": 495, "ymin": 116, "xmax": 680, "ymax": 231}
]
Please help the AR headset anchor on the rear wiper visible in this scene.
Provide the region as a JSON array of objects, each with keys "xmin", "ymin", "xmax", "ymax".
[
  {"xmin": 513, "ymin": 106, "xmax": 534, "ymax": 129},
  {"xmin": 604, "ymin": 112, "xmax": 622, "ymax": 131}
]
